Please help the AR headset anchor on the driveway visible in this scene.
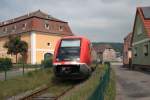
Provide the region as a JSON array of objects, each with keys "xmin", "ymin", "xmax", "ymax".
[{"xmin": 112, "ymin": 63, "xmax": 150, "ymax": 100}]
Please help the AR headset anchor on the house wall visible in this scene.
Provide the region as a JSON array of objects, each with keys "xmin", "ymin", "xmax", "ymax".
[
  {"xmin": 103, "ymin": 48, "xmax": 116, "ymax": 62},
  {"xmin": 35, "ymin": 32, "xmax": 62, "ymax": 64},
  {"xmin": 0, "ymin": 32, "xmax": 64, "ymax": 64},
  {"xmin": 0, "ymin": 37, "xmax": 13, "ymax": 60},
  {"xmin": 132, "ymin": 14, "xmax": 150, "ymax": 66},
  {"xmin": 132, "ymin": 43, "xmax": 150, "ymax": 65},
  {"xmin": 0, "ymin": 33, "xmax": 31, "ymax": 63},
  {"xmin": 21, "ymin": 33, "xmax": 31, "ymax": 64},
  {"xmin": 132, "ymin": 15, "xmax": 148, "ymax": 43},
  {"xmin": 0, "ymin": 12, "xmax": 73, "ymax": 64},
  {"xmin": 123, "ymin": 33, "xmax": 132, "ymax": 65}
]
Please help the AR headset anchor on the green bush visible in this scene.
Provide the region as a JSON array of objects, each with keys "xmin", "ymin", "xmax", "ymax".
[
  {"xmin": 0, "ymin": 58, "xmax": 12, "ymax": 71},
  {"xmin": 26, "ymin": 71, "xmax": 34, "ymax": 77},
  {"xmin": 104, "ymin": 61, "xmax": 111, "ymax": 67},
  {"xmin": 13, "ymin": 63, "xmax": 41, "ymax": 68},
  {"xmin": 41, "ymin": 58, "xmax": 53, "ymax": 68}
]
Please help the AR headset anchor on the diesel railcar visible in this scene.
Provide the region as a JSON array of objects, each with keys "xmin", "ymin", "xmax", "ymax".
[{"xmin": 53, "ymin": 36, "xmax": 97, "ymax": 79}]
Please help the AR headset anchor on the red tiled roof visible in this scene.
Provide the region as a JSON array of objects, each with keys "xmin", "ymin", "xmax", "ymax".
[
  {"xmin": 138, "ymin": 7, "xmax": 150, "ymax": 37},
  {"xmin": 93, "ymin": 44, "xmax": 113, "ymax": 53},
  {"xmin": 0, "ymin": 10, "xmax": 73, "ymax": 37},
  {"xmin": 131, "ymin": 7, "xmax": 150, "ymax": 44},
  {"xmin": 0, "ymin": 10, "xmax": 66, "ymax": 26}
]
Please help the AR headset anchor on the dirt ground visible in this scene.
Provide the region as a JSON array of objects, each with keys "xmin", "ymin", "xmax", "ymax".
[{"xmin": 112, "ymin": 63, "xmax": 150, "ymax": 100}]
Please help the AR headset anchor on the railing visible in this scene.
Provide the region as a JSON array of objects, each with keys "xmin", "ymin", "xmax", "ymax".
[{"xmin": 88, "ymin": 62, "xmax": 111, "ymax": 100}]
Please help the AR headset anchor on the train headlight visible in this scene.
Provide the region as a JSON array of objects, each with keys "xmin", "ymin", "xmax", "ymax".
[{"xmin": 76, "ymin": 58, "xmax": 80, "ymax": 61}]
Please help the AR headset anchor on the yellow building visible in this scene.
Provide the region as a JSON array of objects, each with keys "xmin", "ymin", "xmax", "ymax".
[{"xmin": 0, "ymin": 10, "xmax": 73, "ymax": 64}]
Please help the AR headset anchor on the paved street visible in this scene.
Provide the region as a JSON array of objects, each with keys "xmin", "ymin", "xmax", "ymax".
[
  {"xmin": 112, "ymin": 63, "xmax": 150, "ymax": 100},
  {"xmin": 0, "ymin": 68, "xmax": 38, "ymax": 81}
]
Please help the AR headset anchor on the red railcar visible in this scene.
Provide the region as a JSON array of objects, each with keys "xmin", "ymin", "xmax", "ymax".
[{"xmin": 53, "ymin": 36, "xmax": 97, "ymax": 79}]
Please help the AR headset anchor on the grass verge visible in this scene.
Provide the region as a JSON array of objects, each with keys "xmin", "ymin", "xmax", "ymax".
[
  {"xmin": 0, "ymin": 68, "xmax": 52, "ymax": 99},
  {"xmin": 60, "ymin": 65, "xmax": 104, "ymax": 100},
  {"xmin": 104, "ymin": 68, "xmax": 116, "ymax": 100},
  {"xmin": 47, "ymin": 79, "xmax": 77, "ymax": 96}
]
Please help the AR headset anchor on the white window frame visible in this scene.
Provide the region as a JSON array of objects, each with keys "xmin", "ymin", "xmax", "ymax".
[
  {"xmin": 45, "ymin": 23, "xmax": 50, "ymax": 30},
  {"xmin": 22, "ymin": 23, "xmax": 27, "ymax": 30},
  {"xmin": 12, "ymin": 25, "xmax": 16, "ymax": 32},
  {"xmin": 3, "ymin": 27, "xmax": 7, "ymax": 32},
  {"xmin": 59, "ymin": 25, "xmax": 63, "ymax": 31}
]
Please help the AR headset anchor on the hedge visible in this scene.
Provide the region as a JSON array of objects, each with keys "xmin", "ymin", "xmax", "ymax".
[{"xmin": 0, "ymin": 58, "xmax": 12, "ymax": 71}]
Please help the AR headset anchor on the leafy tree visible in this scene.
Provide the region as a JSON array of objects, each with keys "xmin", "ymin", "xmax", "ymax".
[
  {"xmin": 4, "ymin": 35, "xmax": 28, "ymax": 63},
  {"xmin": 19, "ymin": 41, "xmax": 28, "ymax": 63},
  {"xmin": 19, "ymin": 41, "xmax": 28, "ymax": 74}
]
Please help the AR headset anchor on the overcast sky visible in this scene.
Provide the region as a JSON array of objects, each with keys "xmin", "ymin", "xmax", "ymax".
[{"xmin": 0, "ymin": 0, "xmax": 150, "ymax": 42}]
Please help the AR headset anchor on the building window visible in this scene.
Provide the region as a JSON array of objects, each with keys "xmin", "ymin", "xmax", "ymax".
[
  {"xmin": 12, "ymin": 25, "xmax": 16, "ymax": 32},
  {"xmin": 133, "ymin": 47, "xmax": 137, "ymax": 57},
  {"xmin": 3, "ymin": 27, "xmax": 7, "ymax": 32},
  {"xmin": 143, "ymin": 44, "xmax": 148, "ymax": 56},
  {"xmin": 59, "ymin": 26, "xmax": 63, "ymax": 31},
  {"xmin": 45, "ymin": 24, "xmax": 49, "ymax": 30},
  {"xmin": 22, "ymin": 23, "xmax": 27, "ymax": 30},
  {"xmin": 47, "ymin": 42, "xmax": 51, "ymax": 47}
]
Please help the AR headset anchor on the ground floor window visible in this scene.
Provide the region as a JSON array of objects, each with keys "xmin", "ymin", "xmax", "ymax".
[
  {"xmin": 133, "ymin": 47, "xmax": 137, "ymax": 57},
  {"xmin": 143, "ymin": 44, "xmax": 148, "ymax": 56}
]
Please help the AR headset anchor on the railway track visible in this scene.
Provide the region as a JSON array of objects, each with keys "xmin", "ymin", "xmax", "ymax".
[
  {"xmin": 20, "ymin": 84, "xmax": 75, "ymax": 100},
  {"xmin": 19, "ymin": 66, "xmax": 98, "ymax": 100}
]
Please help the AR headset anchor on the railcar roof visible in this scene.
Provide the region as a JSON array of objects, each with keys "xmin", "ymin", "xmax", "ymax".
[{"xmin": 62, "ymin": 36, "xmax": 89, "ymax": 40}]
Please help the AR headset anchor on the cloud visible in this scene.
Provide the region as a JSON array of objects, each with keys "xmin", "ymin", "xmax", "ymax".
[{"xmin": 0, "ymin": 0, "xmax": 150, "ymax": 42}]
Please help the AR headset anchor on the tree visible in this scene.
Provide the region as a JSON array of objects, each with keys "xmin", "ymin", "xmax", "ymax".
[
  {"xmin": 4, "ymin": 35, "xmax": 28, "ymax": 64},
  {"xmin": 19, "ymin": 41, "xmax": 28, "ymax": 75}
]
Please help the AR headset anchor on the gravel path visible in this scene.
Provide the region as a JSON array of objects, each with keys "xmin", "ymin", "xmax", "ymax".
[{"xmin": 112, "ymin": 63, "xmax": 150, "ymax": 100}]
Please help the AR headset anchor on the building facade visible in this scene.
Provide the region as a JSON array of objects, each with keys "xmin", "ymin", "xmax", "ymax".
[
  {"xmin": 103, "ymin": 48, "xmax": 116, "ymax": 62},
  {"xmin": 0, "ymin": 10, "xmax": 73, "ymax": 64},
  {"xmin": 123, "ymin": 32, "xmax": 132, "ymax": 66},
  {"xmin": 94, "ymin": 44, "xmax": 116, "ymax": 62},
  {"xmin": 131, "ymin": 7, "xmax": 150, "ymax": 67}
]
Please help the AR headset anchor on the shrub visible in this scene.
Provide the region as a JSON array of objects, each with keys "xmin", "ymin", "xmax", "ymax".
[
  {"xmin": 41, "ymin": 58, "xmax": 53, "ymax": 68},
  {"xmin": 0, "ymin": 58, "xmax": 12, "ymax": 71},
  {"xmin": 104, "ymin": 61, "xmax": 111, "ymax": 67},
  {"xmin": 26, "ymin": 71, "xmax": 34, "ymax": 77}
]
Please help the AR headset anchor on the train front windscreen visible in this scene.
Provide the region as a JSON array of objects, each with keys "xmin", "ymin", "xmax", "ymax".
[{"xmin": 56, "ymin": 39, "xmax": 81, "ymax": 61}]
